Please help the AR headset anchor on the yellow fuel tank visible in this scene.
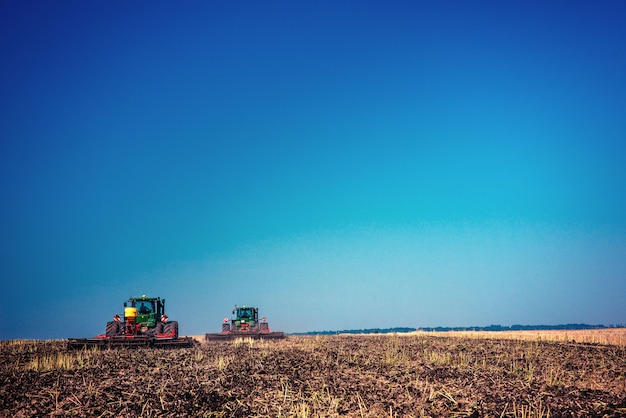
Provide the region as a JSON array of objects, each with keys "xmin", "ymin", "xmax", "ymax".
[{"xmin": 125, "ymin": 307, "xmax": 138, "ymax": 319}]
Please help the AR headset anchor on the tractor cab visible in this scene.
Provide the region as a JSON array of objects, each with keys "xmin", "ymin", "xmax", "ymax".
[
  {"xmin": 236, "ymin": 307, "xmax": 256, "ymax": 320},
  {"xmin": 232, "ymin": 305, "xmax": 259, "ymax": 329},
  {"xmin": 125, "ymin": 295, "xmax": 165, "ymax": 328},
  {"xmin": 137, "ymin": 301, "xmax": 153, "ymax": 314}
]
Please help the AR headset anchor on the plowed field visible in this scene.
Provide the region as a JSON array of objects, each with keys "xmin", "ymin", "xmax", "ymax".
[{"xmin": 1, "ymin": 334, "xmax": 625, "ymax": 417}]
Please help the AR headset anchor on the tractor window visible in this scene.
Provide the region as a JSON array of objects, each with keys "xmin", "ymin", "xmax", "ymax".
[
  {"xmin": 239, "ymin": 309, "xmax": 252, "ymax": 318},
  {"xmin": 136, "ymin": 301, "xmax": 154, "ymax": 314}
]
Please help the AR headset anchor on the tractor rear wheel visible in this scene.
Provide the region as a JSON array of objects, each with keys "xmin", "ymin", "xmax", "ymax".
[
  {"xmin": 106, "ymin": 321, "xmax": 119, "ymax": 337},
  {"xmin": 163, "ymin": 321, "xmax": 179, "ymax": 338}
]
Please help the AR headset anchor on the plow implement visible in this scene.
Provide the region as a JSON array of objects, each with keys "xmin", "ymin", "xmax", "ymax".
[
  {"xmin": 67, "ymin": 336, "xmax": 197, "ymax": 349},
  {"xmin": 205, "ymin": 331, "xmax": 285, "ymax": 341}
]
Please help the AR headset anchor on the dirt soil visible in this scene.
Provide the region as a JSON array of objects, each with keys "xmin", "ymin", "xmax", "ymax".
[{"xmin": 1, "ymin": 335, "xmax": 625, "ymax": 417}]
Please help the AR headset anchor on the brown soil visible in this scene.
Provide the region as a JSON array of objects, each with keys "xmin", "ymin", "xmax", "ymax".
[{"xmin": 1, "ymin": 335, "xmax": 625, "ymax": 417}]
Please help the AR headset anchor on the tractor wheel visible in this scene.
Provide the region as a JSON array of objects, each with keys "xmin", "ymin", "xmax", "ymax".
[
  {"xmin": 154, "ymin": 322, "xmax": 164, "ymax": 334},
  {"xmin": 163, "ymin": 321, "xmax": 179, "ymax": 338},
  {"xmin": 106, "ymin": 321, "xmax": 119, "ymax": 337}
]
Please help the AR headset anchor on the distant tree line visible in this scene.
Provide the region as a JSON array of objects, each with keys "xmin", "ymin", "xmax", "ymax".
[
  {"xmin": 291, "ymin": 323, "xmax": 624, "ymax": 336},
  {"xmin": 291, "ymin": 327, "xmax": 416, "ymax": 336},
  {"xmin": 418, "ymin": 324, "xmax": 622, "ymax": 332}
]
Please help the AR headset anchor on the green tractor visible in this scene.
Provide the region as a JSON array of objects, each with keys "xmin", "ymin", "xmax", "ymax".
[
  {"xmin": 106, "ymin": 295, "xmax": 177, "ymax": 337},
  {"xmin": 68, "ymin": 295, "xmax": 195, "ymax": 349},
  {"xmin": 205, "ymin": 305, "xmax": 285, "ymax": 340}
]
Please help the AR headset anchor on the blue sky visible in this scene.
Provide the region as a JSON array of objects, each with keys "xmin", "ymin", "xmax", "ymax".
[{"xmin": 1, "ymin": 1, "xmax": 625, "ymax": 339}]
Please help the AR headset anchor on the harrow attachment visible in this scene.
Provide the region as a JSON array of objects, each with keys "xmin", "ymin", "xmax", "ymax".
[
  {"xmin": 205, "ymin": 331, "xmax": 285, "ymax": 341},
  {"xmin": 67, "ymin": 336, "xmax": 197, "ymax": 350}
]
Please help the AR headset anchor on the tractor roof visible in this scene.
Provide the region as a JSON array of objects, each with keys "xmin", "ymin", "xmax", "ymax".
[{"xmin": 129, "ymin": 295, "xmax": 160, "ymax": 301}]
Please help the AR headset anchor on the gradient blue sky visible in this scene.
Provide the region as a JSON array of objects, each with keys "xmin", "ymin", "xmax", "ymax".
[{"xmin": 1, "ymin": 1, "xmax": 625, "ymax": 339}]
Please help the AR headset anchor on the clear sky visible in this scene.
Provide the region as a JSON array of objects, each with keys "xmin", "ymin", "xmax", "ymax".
[{"xmin": 1, "ymin": 1, "xmax": 625, "ymax": 339}]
